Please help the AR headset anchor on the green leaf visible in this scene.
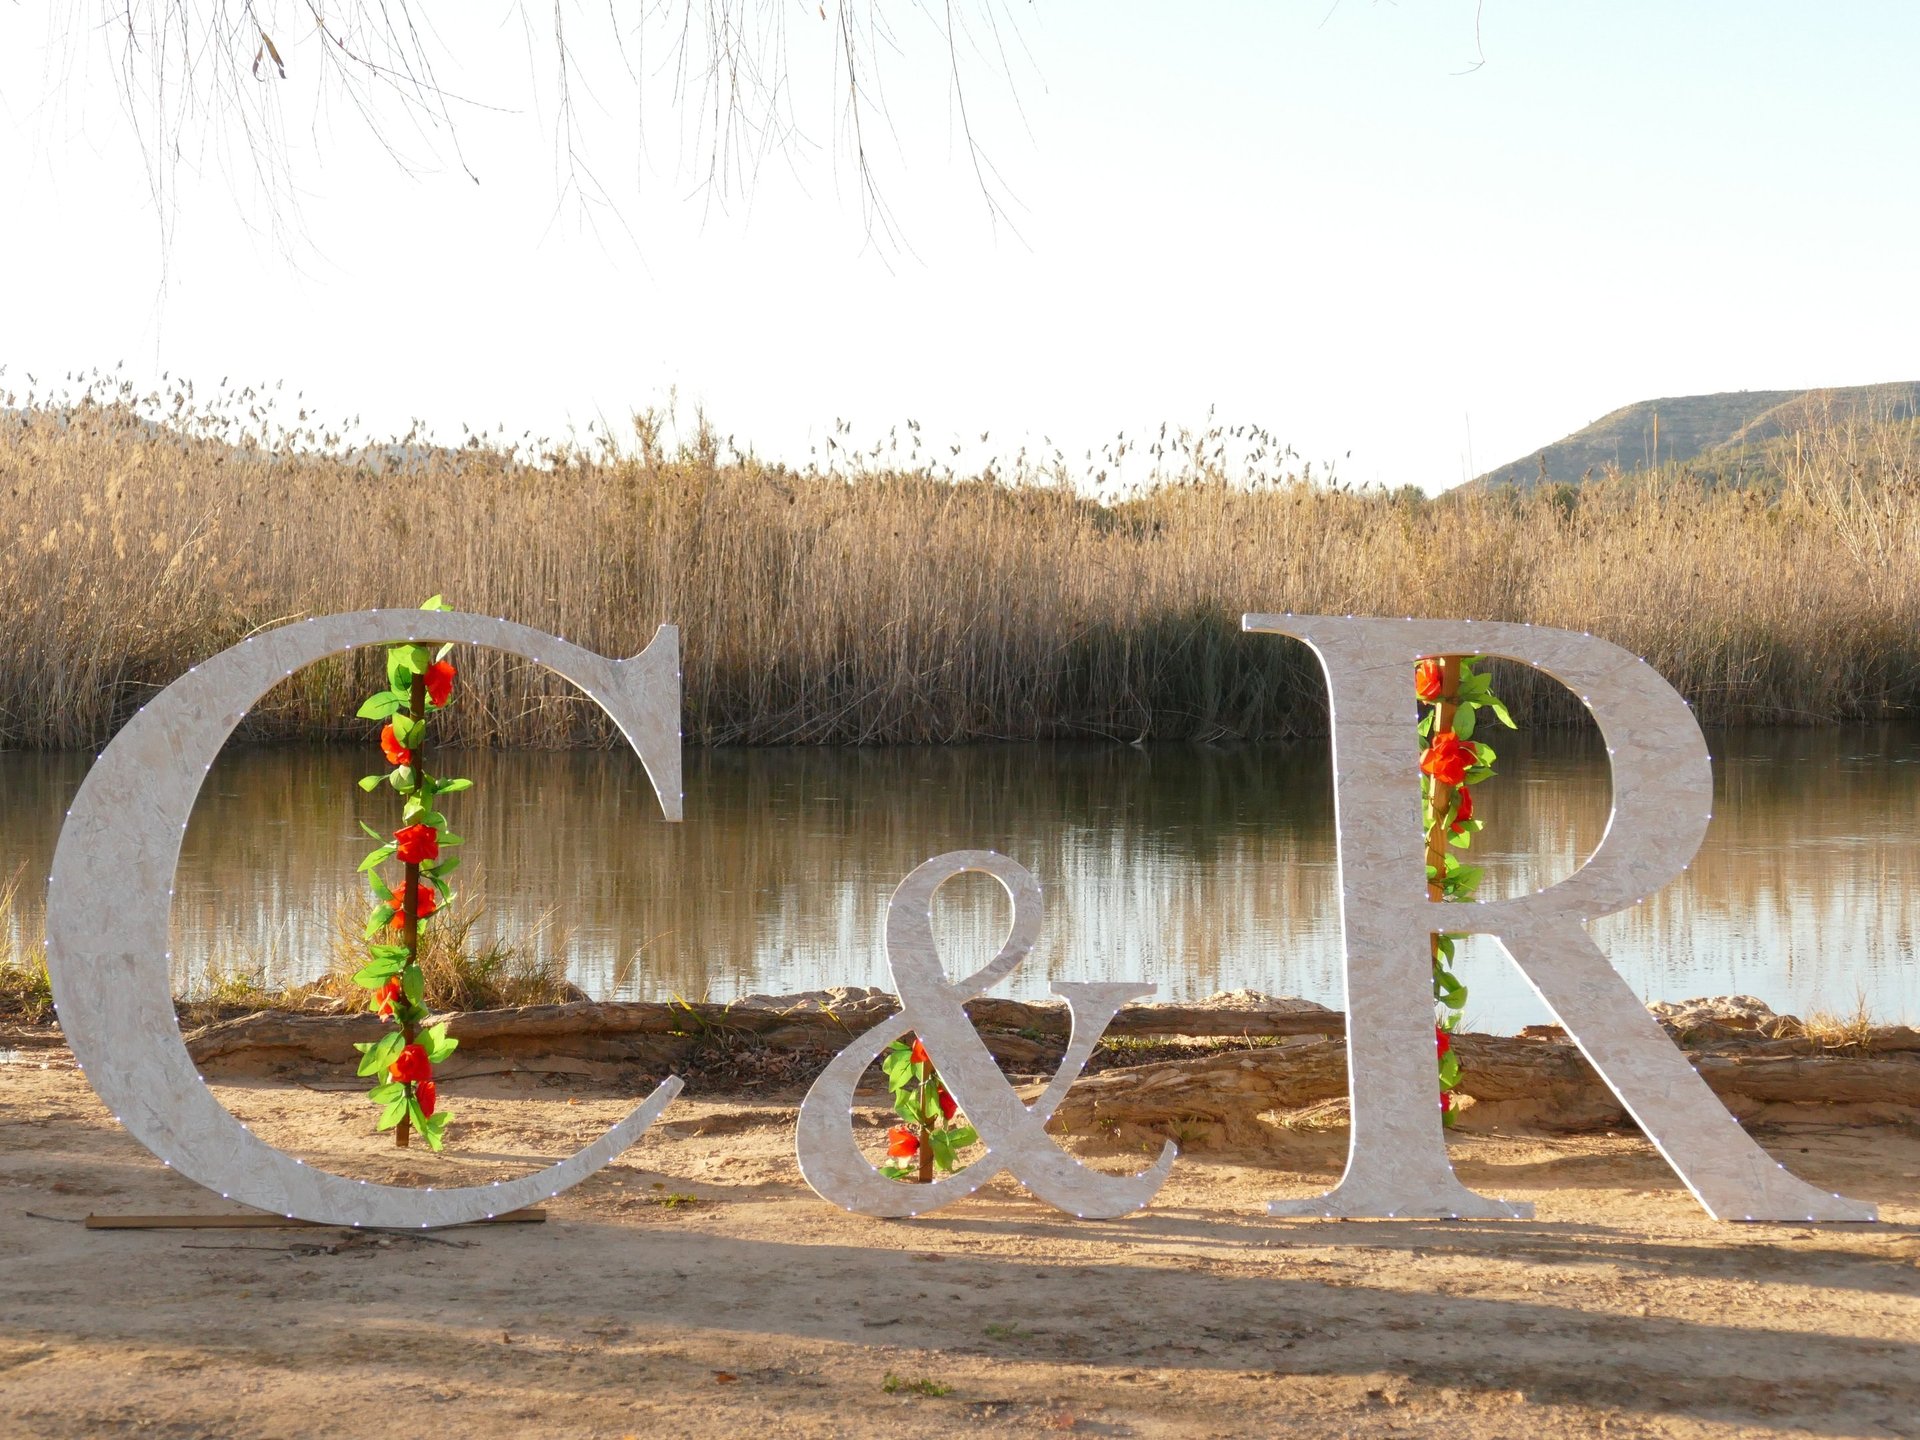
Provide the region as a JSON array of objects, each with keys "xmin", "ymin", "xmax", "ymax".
[
  {"xmin": 929, "ymin": 1130, "xmax": 957, "ymax": 1173},
  {"xmin": 438, "ymin": 831, "xmax": 463, "ymax": 848},
  {"xmin": 351, "ymin": 956, "xmax": 404, "ymax": 988},
  {"xmin": 420, "ymin": 595, "xmax": 452, "ymax": 612},
  {"xmin": 401, "ymin": 965, "xmax": 425, "ymax": 1005},
  {"xmin": 367, "ymin": 1081, "xmax": 405, "ymax": 1103},
  {"xmin": 407, "ymin": 1097, "xmax": 428, "ymax": 1134},
  {"xmin": 368, "ymin": 943, "xmax": 410, "ymax": 962},
  {"xmin": 358, "ymin": 774, "xmax": 385, "ymax": 792},
  {"xmin": 356, "ymin": 691, "xmax": 405, "ymax": 720},
  {"xmin": 392, "ymin": 713, "xmax": 427, "ymax": 749},
  {"xmin": 422, "ymin": 1024, "xmax": 458, "ymax": 1064},
  {"xmin": 356, "ymin": 1031, "xmax": 404, "ymax": 1078},
  {"xmin": 362, "ymin": 903, "xmax": 396, "ymax": 939},
  {"xmin": 358, "ymin": 820, "xmax": 384, "ymax": 842},
  {"xmin": 1470, "ymin": 741, "xmax": 1496, "ymax": 766},
  {"xmin": 1453, "ymin": 703, "xmax": 1477, "ymax": 741},
  {"xmin": 377, "ymin": 1096, "xmax": 409, "ymax": 1131},
  {"xmin": 1416, "ymin": 711, "xmax": 1435, "ymax": 738},
  {"xmin": 1489, "ymin": 698, "xmax": 1518, "ymax": 729},
  {"xmin": 422, "ymin": 1116, "xmax": 448, "ymax": 1152},
  {"xmin": 436, "ymin": 777, "xmax": 472, "ymax": 795},
  {"xmin": 945, "ymin": 1125, "xmax": 978, "ymax": 1149},
  {"xmin": 892, "ymin": 1092, "xmax": 922, "ymax": 1125},
  {"xmin": 358, "ymin": 843, "xmax": 396, "ymax": 873},
  {"xmin": 387, "ymin": 643, "xmax": 432, "ymax": 690},
  {"xmin": 424, "ymin": 855, "xmax": 461, "ymax": 881},
  {"xmin": 389, "ymin": 765, "xmax": 415, "ymax": 793},
  {"xmin": 879, "ymin": 1162, "xmax": 913, "ymax": 1180},
  {"xmin": 1439, "ymin": 1052, "xmax": 1461, "ymax": 1087}
]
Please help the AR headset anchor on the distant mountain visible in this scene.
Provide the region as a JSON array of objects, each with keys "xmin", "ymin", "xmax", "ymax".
[{"xmin": 1470, "ymin": 382, "xmax": 1920, "ymax": 490}]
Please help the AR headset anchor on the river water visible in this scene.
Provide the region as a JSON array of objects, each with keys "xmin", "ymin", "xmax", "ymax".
[{"xmin": 3, "ymin": 728, "xmax": 1917, "ymax": 1033}]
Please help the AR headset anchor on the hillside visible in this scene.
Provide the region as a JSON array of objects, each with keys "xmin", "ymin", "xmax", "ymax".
[{"xmin": 1472, "ymin": 382, "xmax": 1920, "ymax": 489}]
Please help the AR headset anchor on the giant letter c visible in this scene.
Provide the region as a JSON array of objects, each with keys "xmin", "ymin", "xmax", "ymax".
[{"xmin": 47, "ymin": 611, "xmax": 684, "ymax": 1228}]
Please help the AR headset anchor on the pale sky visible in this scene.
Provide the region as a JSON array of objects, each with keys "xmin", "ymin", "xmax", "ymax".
[{"xmin": 4, "ymin": 2, "xmax": 1918, "ymax": 491}]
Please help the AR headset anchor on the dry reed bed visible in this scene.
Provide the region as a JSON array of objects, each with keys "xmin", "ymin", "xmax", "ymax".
[{"xmin": 3, "ymin": 389, "xmax": 1918, "ymax": 747}]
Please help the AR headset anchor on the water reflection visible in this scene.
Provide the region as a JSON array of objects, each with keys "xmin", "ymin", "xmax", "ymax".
[{"xmin": 1, "ymin": 728, "xmax": 1915, "ymax": 1033}]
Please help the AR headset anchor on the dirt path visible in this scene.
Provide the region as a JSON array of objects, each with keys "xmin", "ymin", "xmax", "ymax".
[{"xmin": 2, "ymin": 1061, "xmax": 1917, "ymax": 1438}]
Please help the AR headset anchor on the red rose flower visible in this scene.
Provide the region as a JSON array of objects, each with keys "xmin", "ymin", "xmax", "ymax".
[
  {"xmin": 1439, "ymin": 1091, "xmax": 1455, "ymax": 1113},
  {"xmin": 372, "ymin": 977, "xmax": 403, "ymax": 1018},
  {"xmin": 1415, "ymin": 659, "xmax": 1445, "ymax": 704},
  {"xmin": 424, "ymin": 660, "xmax": 456, "ymax": 707},
  {"xmin": 417, "ymin": 1078, "xmax": 438, "ymax": 1117},
  {"xmin": 394, "ymin": 823, "xmax": 439, "ymax": 865},
  {"xmin": 1420, "ymin": 731, "xmax": 1473, "ymax": 788},
  {"xmin": 389, "ymin": 1043, "xmax": 431, "ymax": 1084},
  {"xmin": 1436, "ymin": 1026, "xmax": 1452, "ymax": 1057},
  {"xmin": 387, "ymin": 875, "xmax": 440, "ymax": 928},
  {"xmin": 1450, "ymin": 785, "xmax": 1474, "ymax": 833},
  {"xmin": 937, "ymin": 1086, "xmax": 958, "ymax": 1122},
  {"xmin": 379, "ymin": 722, "xmax": 411, "ymax": 768},
  {"xmin": 909, "ymin": 1038, "xmax": 930, "ymax": 1066},
  {"xmin": 887, "ymin": 1125, "xmax": 920, "ymax": 1158}
]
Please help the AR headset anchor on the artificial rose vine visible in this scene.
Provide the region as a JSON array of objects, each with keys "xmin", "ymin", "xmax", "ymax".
[
  {"xmin": 879, "ymin": 1035, "xmax": 978, "ymax": 1182},
  {"xmin": 349, "ymin": 596, "xmax": 467, "ymax": 1150},
  {"xmin": 1416, "ymin": 655, "xmax": 1516, "ymax": 1123}
]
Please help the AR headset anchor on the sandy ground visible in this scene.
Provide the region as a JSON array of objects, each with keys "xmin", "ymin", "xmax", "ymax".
[{"xmin": 2, "ymin": 1057, "xmax": 1917, "ymax": 1440}]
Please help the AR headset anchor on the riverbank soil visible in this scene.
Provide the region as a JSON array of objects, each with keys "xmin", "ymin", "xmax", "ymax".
[{"xmin": 1, "ymin": 1060, "xmax": 1916, "ymax": 1439}]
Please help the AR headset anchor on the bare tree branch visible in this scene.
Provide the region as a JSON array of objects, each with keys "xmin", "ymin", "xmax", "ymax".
[{"xmin": 54, "ymin": 1, "xmax": 1032, "ymax": 253}]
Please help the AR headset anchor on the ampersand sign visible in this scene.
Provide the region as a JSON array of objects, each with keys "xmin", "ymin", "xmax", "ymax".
[{"xmin": 795, "ymin": 850, "xmax": 1177, "ymax": 1219}]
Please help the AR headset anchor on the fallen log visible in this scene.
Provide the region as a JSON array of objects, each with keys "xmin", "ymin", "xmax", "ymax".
[
  {"xmin": 1050, "ymin": 1034, "xmax": 1920, "ymax": 1146},
  {"xmin": 130, "ymin": 993, "xmax": 1920, "ymax": 1136},
  {"xmin": 179, "ymin": 990, "xmax": 1343, "ymax": 1072}
]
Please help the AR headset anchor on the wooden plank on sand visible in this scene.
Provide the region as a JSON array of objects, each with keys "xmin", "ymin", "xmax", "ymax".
[{"xmin": 83, "ymin": 1209, "xmax": 546, "ymax": 1230}]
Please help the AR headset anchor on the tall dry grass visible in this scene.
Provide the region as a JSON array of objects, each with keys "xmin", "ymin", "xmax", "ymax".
[
  {"xmin": 0, "ymin": 869, "xmax": 51, "ymax": 1019},
  {"xmin": 2, "ymin": 375, "xmax": 1918, "ymax": 747}
]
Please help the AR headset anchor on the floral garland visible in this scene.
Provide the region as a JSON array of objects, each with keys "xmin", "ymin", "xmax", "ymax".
[
  {"xmin": 349, "ymin": 597, "xmax": 468, "ymax": 1150},
  {"xmin": 1415, "ymin": 655, "xmax": 1516, "ymax": 1123},
  {"xmin": 880, "ymin": 1036, "xmax": 978, "ymax": 1182}
]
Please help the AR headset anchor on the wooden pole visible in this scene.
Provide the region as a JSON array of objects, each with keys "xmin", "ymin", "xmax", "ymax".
[{"xmin": 396, "ymin": 668, "xmax": 427, "ymax": 1149}]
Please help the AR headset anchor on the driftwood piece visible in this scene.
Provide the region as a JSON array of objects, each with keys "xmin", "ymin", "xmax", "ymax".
[
  {"xmin": 1051, "ymin": 1034, "xmax": 1920, "ymax": 1146},
  {"xmin": 93, "ymin": 993, "xmax": 1920, "ymax": 1136},
  {"xmin": 0, "ymin": 1023, "xmax": 66, "ymax": 1051},
  {"xmin": 179, "ymin": 992, "xmax": 1344, "ymax": 1072}
]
